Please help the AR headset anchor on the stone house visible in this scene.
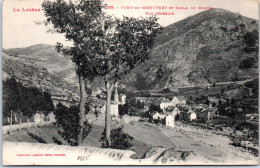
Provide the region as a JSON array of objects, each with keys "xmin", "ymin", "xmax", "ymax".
[
  {"xmin": 165, "ymin": 115, "xmax": 175, "ymax": 128},
  {"xmin": 160, "ymin": 98, "xmax": 173, "ymax": 111},
  {"xmin": 100, "ymin": 101, "xmax": 119, "ymax": 118},
  {"xmin": 172, "ymin": 96, "xmax": 187, "ymax": 107},
  {"xmin": 151, "ymin": 111, "xmax": 166, "ymax": 120},
  {"xmin": 187, "ymin": 108, "xmax": 197, "ymax": 121},
  {"xmin": 151, "ymin": 111, "xmax": 161, "ymax": 120}
]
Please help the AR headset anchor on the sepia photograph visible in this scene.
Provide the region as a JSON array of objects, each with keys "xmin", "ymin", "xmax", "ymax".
[{"xmin": 2, "ymin": 0, "xmax": 259, "ymax": 165}]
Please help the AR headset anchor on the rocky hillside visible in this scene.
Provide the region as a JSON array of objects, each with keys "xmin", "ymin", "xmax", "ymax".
[
  {"xmin": 123, "ymin": 8, "xmax": 259, "ymax": 90},
  {"xmin": 2, "ymin": 44, "xmax": 79, "ymax": 99}
]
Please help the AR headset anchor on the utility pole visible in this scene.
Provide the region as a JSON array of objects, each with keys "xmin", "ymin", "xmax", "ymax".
[{"xmin": 9, "ymin": 110, "xmax": 13, "ymax": 134}]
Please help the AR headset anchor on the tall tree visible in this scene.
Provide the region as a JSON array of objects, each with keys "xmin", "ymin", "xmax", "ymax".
[
  {"xmin": 42, "ymin": 0, "xmax": 162, "ymax": 146},
  {"xmin": 98, "ymin": 15, "xmax": 163, "ymax": 145},
  {"xmin": 3, "ymin": 77, "xmax": 20, "ymax": 131},
  {"xmin": 42, "ymin": 0, "xmax": 103, "ymax": 145}
]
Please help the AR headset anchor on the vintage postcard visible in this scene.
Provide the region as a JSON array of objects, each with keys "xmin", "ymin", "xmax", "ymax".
[{"xmin": 2, "ymin": 0, "xmax": 259, "ymax": 165}]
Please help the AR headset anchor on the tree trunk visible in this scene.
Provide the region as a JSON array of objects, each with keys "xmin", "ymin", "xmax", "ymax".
[
  {"xmin": 105, "ymin": 81, "xmax": 114, "ymax": 146},
  {"xmin": 114, "ymin": 81, "xmax": 119, "ymax": 104},
  {"xmin": 40, "ymin": 112, "xmax": 42, "ymax": 126},
  {"xmin": 78, "ymin": 76, "xmax": 87, "ymax": 145},
  {"xmin": 9, "ymin": 110, "xmax": 13, "ymax": 134},
  {"xmin": 19, "ymin": 112, "xmax": 22, "ymax": 131},
  {"xmin": 34, "ymin": 112, "xmax": 36, "ymax": 127},
  {"xmin": 27, "ymin": 117, "xmax": 29, "ymax": 129}
]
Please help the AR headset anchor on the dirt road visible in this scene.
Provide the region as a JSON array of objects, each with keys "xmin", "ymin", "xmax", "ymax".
[
  {"xmin": 122, "ymin": 121, "xmax": 258, "ymax": 164},
  {"xmin": 159, "ymin": 123, "xmax": 258, "ymax": 164}
]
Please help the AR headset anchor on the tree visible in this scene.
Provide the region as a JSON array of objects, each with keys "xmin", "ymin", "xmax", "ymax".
[
  {"xmin": 239, "ymin": 57, "xmax": 256, "ymax": 69},
  {"xmin": 149, "ymin": 104, "xmax": 163, "ymax": 113},
  {"xmin": 231, "ymin": 18, "xmax": 259, "ymax": 69},
  {"xmin": 118, "ymin": 104, "xmax": 128, "ymax": 116},
  {"xmin": 3, "ymin": 77, "xmax": 20, "ymax": 131},
  {"xmin": 156, "ymin": 65, "xmax": 164, "ymax": 78},
  {"xmin": 135, "ymin": 73, "xmax": 147, "ymax": 90},
  {"xmin": 97, "ymin": 16, "xmax": 162, "ymax": 145},
  {"xmin": 140, "ymin": 91, "xmax": 151, "ymax": 97},
  {"xmin": 3, "ymin": 78, "xmax": 34, "ymax": 129},
  {"xmin": 42, "ymin": 0, "xmax": 103, "ymax": 145},
  {"xmin": 54, "ymin": 103, "xmax": 92, "ymax": 146},
  {"xmin": 3, "ymin": 77, "xmax": 55, "ymax": 129},
  {"xmin": 42, "ymin": 0, "xmax": 162, "ymax": 146},
  {"xmin": 212, "ymin": 102, "xmax": 216, "ymax": 107},
  {"xmin": 21, "ymin": 87, "xmax": 41, "ymax": 128},
  {"xmin": 42, "ymin": 91, "xmax": 55, "ymax": 116},
  {"xmin": 100, "ymin": 127, "xmax": 133, "ymax": 150}
]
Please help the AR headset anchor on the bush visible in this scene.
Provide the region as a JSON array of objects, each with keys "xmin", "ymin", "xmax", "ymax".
[
  {"xmin": 27, "ymin": 132, "xmax": 47, "ymax": 143},
  {"xmin": 100, "ymin": 127, "xmax": 133, "ymax": 150},
  {"xmin": 53, "ymin": 137, "xmax": 62, "ymax": 145},
  {"xmin": 239, "ymin": 57, "xmax": 256, "ymax": 69}
]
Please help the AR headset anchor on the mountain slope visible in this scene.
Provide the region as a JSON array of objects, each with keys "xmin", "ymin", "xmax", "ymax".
[
  {"xmin": 2, "ymin": 9, "xmax": 258, "ymax": 94},
  {"xmin": 122, "ymin": 8, "xmax": 259, "ymax": 90},
  {"xmin": 2, "ymin": 45, "xmax": 79, "ymax": 100}
]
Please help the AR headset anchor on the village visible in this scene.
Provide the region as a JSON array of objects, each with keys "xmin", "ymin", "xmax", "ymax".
[
  {"xmin": 4, "ymin": 79, "xmax": 258, "ymax": 132},
  {"xmin": 87, "ymin": 79, "xmax": 258, "ymax": 130}
]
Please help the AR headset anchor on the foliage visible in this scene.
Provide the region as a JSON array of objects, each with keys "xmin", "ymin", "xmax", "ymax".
[
  {"xmin": 244, "ymin": 79, "xmax": 258, "ymax": 96},
  {"xmin": 135, "ymin": 73, "xmax": 148, "ymax": 90},
  {"xmin": 194, "ymin": 95, "xmax": 208, "ymax": 104},
  {"xmin": 27, "ymin": 132, "xmax": 47, "ymax": 144},
  {"xmin": 119, "ymin": 99, "xmax": 145, "ymax": 117},
  {"xmin": 225, "ymin": 16, "xmax": 259, "ymax": 69},
  {"xmin": 243, "ymin": 30, "xmax": 258, "ymax": 48},
  {"xmin": 54, "ymin": 103, "xmax": 92, "ymax": 146},
  {"xmin": 212, "ymin": 102, "xmax": 216, "ymax": 107},
  {"xmin": 119, "ymin": 104, "xmax": 128, "ymax": 116},
  {"xmin": 156, "ymin": 65, "xmax": 164, "ymax": 78},
  {"xmin": 239, "ymin": 57, "xmax": 256, "ymax": 69},
  {"xmin": 100, "ymin": 127, "xmax": 133, "ymax": 150},
  {"xmin": 149, "ymin": 104, "xmax": 163, "ymax": 113},
  {"xmin": 140, "ymin": 91, "xmax": 151, "ymax": 97},
  {"xmin": 42, "ymin": 0, "xmax": 162, "ymax": 145},
  {"xmin": 53, "ymin": 137, "xmax": 62, "ymax": 145},
  {"xmin": 3, "ymin": 77, "xmax": 21, "ymax": 118},
  {"xmin": 42, "ymin": 0, "xmax": 163, "ymax": 81},
  {"xmin": 3, "ymin": 77, "xmax": 54, "ymax": 122}
]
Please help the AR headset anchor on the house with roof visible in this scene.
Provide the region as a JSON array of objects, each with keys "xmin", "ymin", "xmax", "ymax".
[
  {"xmin": 169, "ymin": 107, "xmax": 181, "ymax": 121},
  {"xmin": 143, "ymin": 105, "xmax": 150, "ymax": 112},
  {"xmin": 100, "ymin": 101, "xmax": 119, "ymax": 118},
  {"xmin": 165, "ymin": 115, "xmax": 175, "ymax": 128},
  {"xmin": 150, "ymin": 111, "xmax": 161, "ymax": 120},
  {"xmin": 208, "ymin": 107, "xmax": 218, "ymax": 120},
  {"xmin": 172, "ymin": 96, "xmax": 187, "ymax": 107},
  {"xmin": 150, "ymin": 111, "xmax": 166, "ymax": 120},
  {"xmin": 121, "ymin": 94, "xmax": 126, "ymax": 105},
  {"xmin": 172, "ymin": 107, "xmax": 181, "ymax": 115},
  {"xmin": 160, "ymin": 98, "xmax": 173, "ymax": 111},
  {"xmin": 187, "ymin": 108, "xmax": 197, "ymax": 121},
  {"xmin": 197, "ymin": 107, "xmax": 208, "ymax": 121},
  {"xmin": 163, "ymin": 107, "xmax": 181, "ymax": 127}
]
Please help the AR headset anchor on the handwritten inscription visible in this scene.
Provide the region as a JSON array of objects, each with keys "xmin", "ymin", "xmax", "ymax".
[{"xmin": 77, "ymin": 155, "xmax": 91, "ymax": 161}]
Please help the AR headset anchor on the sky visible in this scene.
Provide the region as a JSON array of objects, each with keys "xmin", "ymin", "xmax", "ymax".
[{"xmin": 2, "ymin": 0, "xmax": 259, "ymax": 49}]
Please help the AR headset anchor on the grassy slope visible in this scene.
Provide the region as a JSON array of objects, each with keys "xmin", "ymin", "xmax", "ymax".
[{"xmin": 3, "ymin": 123, "xmax": 154, "ymax": 158}]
